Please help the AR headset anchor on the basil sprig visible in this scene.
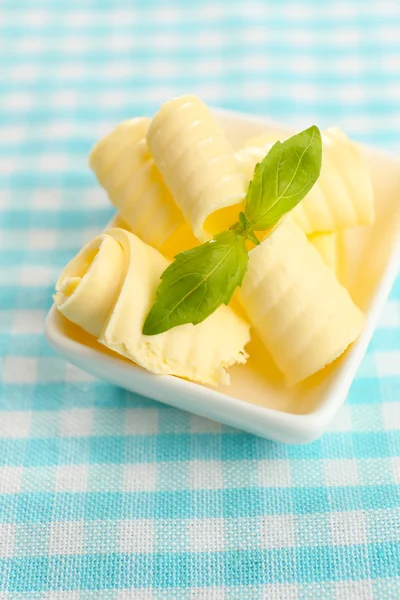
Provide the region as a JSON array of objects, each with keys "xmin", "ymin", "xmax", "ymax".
[
  {"xmin": 143, "ymin": 231, "xmax": 248, "ymax": 336},
  {"xmin": 143, "ymin": 126, "xmax": 322, "ymax": 335}
]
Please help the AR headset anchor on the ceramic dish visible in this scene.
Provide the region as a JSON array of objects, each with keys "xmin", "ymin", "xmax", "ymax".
[{"xmin": 45, "ymin": 108, "xmax": 400, "ymax": 443}]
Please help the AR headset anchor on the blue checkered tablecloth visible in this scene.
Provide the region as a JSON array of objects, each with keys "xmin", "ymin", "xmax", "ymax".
[{"xmin": 0, "ymin": 1, "xmax": 400, "ymax": 598}]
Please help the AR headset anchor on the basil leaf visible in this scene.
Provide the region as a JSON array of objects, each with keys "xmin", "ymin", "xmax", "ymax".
[
  {"xmin": 142, "ymin": 230, "xmax": 248, "ymax": 335},
  {"xmin": 244, "ymin": 125, "xmax": 322, "ymax": 231},
  {"xmin": 230, "ymin": 212, "xmax": 260, "ymax": 245}
]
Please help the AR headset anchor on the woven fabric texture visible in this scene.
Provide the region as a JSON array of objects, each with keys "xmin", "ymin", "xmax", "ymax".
[{"xmin": 0, "ymin": 1, "xmax": 399, "ymax": 598}]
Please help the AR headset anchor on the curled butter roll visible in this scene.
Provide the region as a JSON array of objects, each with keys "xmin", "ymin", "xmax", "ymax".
[
  {"xmin": 244, "ymin": 130, "xmax": 287, "ymax": 148},
  {"xmin": 235, "ymin": 146, "xmax": 269, "ymax": 180},
  {"xmin": 237, "ymin": 219, "xmax": 364, "ymax": 386},
  {"xmin": 147, "ymin": 94, "xmax": 249, "ymax": 242},
  {"xmin": 89, "ymin": 118, "xmax": 195, "ymax": 252},
  {"xmin": 54, "ymin": 228, "xmax": 250, "ymax": 386},
  {"xmin": 308, "ymin": 232, "xmax": 337, "ymax": 272},
  {"xmin": 106, "ymin": 213, "xmax": 131, "ymax": 231},
  {"xmin": 236, "ymin": 127, "xmax": 374, "ymax": 234}
]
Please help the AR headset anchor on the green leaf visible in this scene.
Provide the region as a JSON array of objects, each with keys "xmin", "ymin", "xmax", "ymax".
[
  {"xmin": 230, "ymin": 212, "xmax": 260, "ymax": 245},
  {"xmin": 142, "ymin": 230, "xmax": 248, "ymax": 335},
  {"xmin": 244, "ymin": 229, "xmax": 261, "ymax": 246},
  {"xmin": 238, "ymin": 211, "xmax": 250, "ymax": 231},
  {"xmin": 244, "ymin": 125, "xmax": 322, "ymax": 231}
]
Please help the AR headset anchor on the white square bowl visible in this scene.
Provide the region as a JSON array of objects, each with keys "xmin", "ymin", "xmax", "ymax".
[{"xmin": 45, "ymin": 108, "xmax": 400, "ymax": 444}]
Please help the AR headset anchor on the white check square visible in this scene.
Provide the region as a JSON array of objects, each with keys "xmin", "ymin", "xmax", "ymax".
[
  {"xmin": 125, "ymin": 408, "xmax": 158, "ymax": 435},
  {"xmin": 189, "ymin": 518, "xmax": 225, "ymax": 552},
  {"xmin": 324, "ymin": 459, "xmax": 359, "ymax": 486},
  {"xmin": 391, "ymin": 457, "xmax": 400, "ymax": 483},
  {"xmin": 0, "ymin": 466, "xmax": 23, "ymax": 494},
  {"xmin": 382, "ymin": 403, "xmax": 400, "ymax": 430},
  {"xmin": 12, "ymin": 310, "xmax": 44, "ymax": 334},
  {"xmin": 262, "ymin": 583, "xmax": 300, "ymax": 600},
  {"xmin": 123, "ymin": 463, "xmax": 157, "ymax": 492},
  {"xmin": 3, "ymin": 357, "xmax": 37, "ymax": 384},
  {"xmin": 189, "ymin": 460, "xmax": 223, "ymax": 490},
  {"xmin": 119, "ymin": 519, "xmax": 155, "ymax": 553},
  {"xmin": 55, "ymin": 465, "xmax": 88, "ymax": 492},
  {"xmin": 49, "ymin": 521, "xmax": 84, "ymax": 555},
  {"xmin": 59, "ymin": 408, "xmax": 93, "ymax": 437},
  {"xmin": 260, "ymin": 515, "xmax": 296, "ymax": 549},
  {"xmin": 0, "ymin": 523, "xmax": 16, "ymax": 558},
  {"xmin": 330, "ymin": 511, "xmax": 367, "ymax": 546},
  {"xmin": 335, "ymin": 580, "xmax": 373, "ymax": 600},
  {"xmin": 258, "ymin": 459, "xmax": 292, "ymax": 487},
  {"xmin": 0, "ymin": 411, "xmax": 31, "ymax": 438}
]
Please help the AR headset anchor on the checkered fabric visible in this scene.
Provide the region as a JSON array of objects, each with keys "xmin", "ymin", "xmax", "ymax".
[{"xmin": 1, "ymin": 1, "xmax": 400, "ymax": 598}]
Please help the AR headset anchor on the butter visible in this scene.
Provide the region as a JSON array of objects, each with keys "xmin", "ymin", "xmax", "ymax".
[
  {"xmin": 63, "ymin": 100, "xmax": 369, "ymax": 389},
  {"xmin": 54, "ymin": 228, "xmax": 250, "ymax": 386},
  {"xmin": 235, "ymin": 146, "xmax": 270, "ymax": 180},
  {"xmin": 89, "ymin": 118, "xmax": 196, "ymax": 253},
  {"xmin": 308, "ymin": 232, "xmax": 337, "ymax": 272},
  {"xmin": 237, "ymin": 218, "xmax": 364, "ymax": 385},
  {"xmin": 147, "ymin": 94, "xmax": 249, "ymax": 242}
]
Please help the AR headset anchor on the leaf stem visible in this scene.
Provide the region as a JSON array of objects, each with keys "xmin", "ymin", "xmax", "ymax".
[{"xmin": 230, "ymin": 212, "xmax": 260, "ymax": 245}]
